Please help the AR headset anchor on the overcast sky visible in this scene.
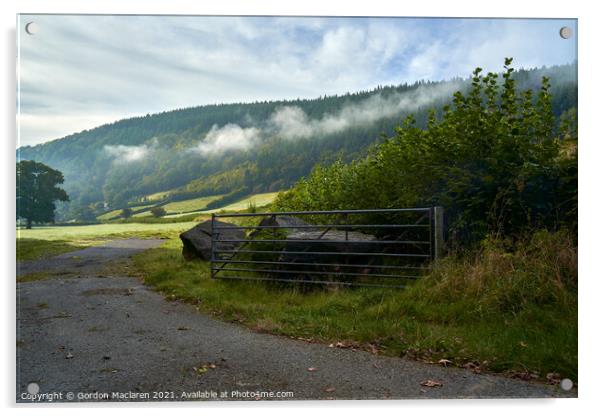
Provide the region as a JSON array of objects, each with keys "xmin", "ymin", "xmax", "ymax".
[{"xmin": 17, "ymin": 15, "xmax": 577, "ymax": 147}]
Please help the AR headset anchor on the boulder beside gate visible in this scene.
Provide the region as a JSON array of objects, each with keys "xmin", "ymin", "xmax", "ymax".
[{"xmin": 179, "ymin": 219, "xmax": 244, "ymax": 261}]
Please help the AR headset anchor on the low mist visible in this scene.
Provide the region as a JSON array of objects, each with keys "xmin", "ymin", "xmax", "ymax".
[{"xmin": 191, "ymin": 81, "xmax": 461, "ymax": 155}]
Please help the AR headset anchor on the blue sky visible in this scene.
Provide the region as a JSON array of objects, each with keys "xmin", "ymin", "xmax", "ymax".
[{"xmin": 17, "ymin": 15, "xmax": 577, "ymax": 146}]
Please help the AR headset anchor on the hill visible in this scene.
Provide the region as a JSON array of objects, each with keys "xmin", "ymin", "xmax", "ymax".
[{"xmin": 17, "ymin": 63, "xmax": 577, "ymax": 221}]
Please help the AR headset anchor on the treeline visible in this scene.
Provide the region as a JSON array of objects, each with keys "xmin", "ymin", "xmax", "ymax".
[
  {"xmin": 17, "ymin": 63, "xmax": 577, "ymax": 221},
  {"xmin": 274, "ymin": 59, "xmax": 577, "ymax": 246}
]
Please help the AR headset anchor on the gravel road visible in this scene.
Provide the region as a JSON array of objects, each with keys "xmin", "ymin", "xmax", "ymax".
[{"xmin": 16, "ymin": 239, "xmax": 575, "ymax": 402}]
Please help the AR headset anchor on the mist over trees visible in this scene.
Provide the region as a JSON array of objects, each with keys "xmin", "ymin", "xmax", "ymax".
[{"xmin": 17, "ymin": 63, "xmax": 577, "ymax": 222}]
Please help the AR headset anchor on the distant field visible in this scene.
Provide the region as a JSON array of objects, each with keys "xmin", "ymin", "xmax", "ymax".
[
  {"xmin": 98, "ymin": 203, "xmax": 157, "ymax": 220},
  {"xmin": 208, "ymin": 192, "xmax": 279, "ymax": 212},
  {"xmin": 97, "ymin": 191, "xmax": 280, "ymax": 221},
  {"xmin": 199, "ymin": 192, "xmax": 279, "ymax": 213},
  {"xmin": 144, "ymin": 190, "xmax": 172, "ymax": 201},
  {"xmin": 96, "ymin": 209, "xmax": 123, "ymax": 221},
  {"xmin": 132, "ymin": 210, "xmax": 152, "ymax": 218},
  {"xmin": 17, "ymin": 222, "xmax": 197, "ymax": 241},
  {"xmin": 162, "ymin": 194, "xmax": 224, "ymax": 214},
  {"xmin": 161, "ymin": 192, "xmax": 280, "ymax": 218}
]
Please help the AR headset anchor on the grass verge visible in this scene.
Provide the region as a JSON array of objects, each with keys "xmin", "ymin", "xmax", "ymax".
[
  {"xmin": 17, "ymin": 271, "xmax": 52, "ymax": 283},
  {"xmin": 16, "ymin": 238, "xmax": 91, "ymax": 261},
  {"xmin": 132, "ymin": 229, "xmax": 577, "ymax": 382}
]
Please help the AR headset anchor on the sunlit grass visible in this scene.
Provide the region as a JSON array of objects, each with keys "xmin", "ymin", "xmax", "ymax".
[{"xmin": 16, "ymin": 222, "xmax": 196, "ymax": 241}]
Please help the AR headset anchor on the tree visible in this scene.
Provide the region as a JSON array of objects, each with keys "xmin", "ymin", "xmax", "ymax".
[
  {"xmin": 121, "ymin": 208, "xmax": 133, "ymax": 218},
  {"xmin": 16, "ymin": 160, "xmax": 69, "ymax": 229},
  {"xmin": 150, "ymin": 206, "xmax": 166, "ymax": 217}
]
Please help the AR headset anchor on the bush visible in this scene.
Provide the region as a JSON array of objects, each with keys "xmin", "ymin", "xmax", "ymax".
[
  {"xmin": 121, "ymin": 208, "xmax": 133, "ymax": 218},
  {"xmin": 150, "ymin": 207, "xmax": 167, "ymax": 217}
]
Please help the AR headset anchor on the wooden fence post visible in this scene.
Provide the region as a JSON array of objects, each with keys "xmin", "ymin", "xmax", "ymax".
[{"xmin": 433, "ymin": 206, "xmax": 445, "ymax": 260}]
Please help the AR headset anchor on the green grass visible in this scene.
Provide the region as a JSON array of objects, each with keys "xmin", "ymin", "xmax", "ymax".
[
  {"xmin": 97, "ymin": 209, "xmax": 124, "ymax": 221},
  {"xmin": 208, "ymin": 192, "xmax": 279, "ymax": 212},
  {"xmin": 155, "ymin": 192, "xmax": 279, "ymax": 218},
  {"xmin": 162, "ymin": 194, "xmax": 225, "ymax": 214},
  {"xmin": 144, "ymin": 190, "xmax": 173, "ymax": 201},
  {"xmin": 132, "ymin": 230, "xmax": 577, "ymax": 381},
  {"xmin": 16, "ymin": 238, "xmax": 93, "ymax": 261},
  {"xmin": 17, "ymin": 271, "xmax": 52, "ymax": 283},
  {"xmin": 132, "ymin": 210, "xmax": 152, "ymax": 218},
  {"xmin": 99, "ymin": 192, "xmax": 276, "ymax": 221},
  {"xmin": 17, "ymin": 222, "xmax": 197, "ymax": 241}
]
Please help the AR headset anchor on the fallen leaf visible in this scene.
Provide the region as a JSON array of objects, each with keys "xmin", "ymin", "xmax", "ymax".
[
  {"xmin": 420, "ymin": 380, "xmax": 443, "ymax": 388},
  {"xmin": 519, "ymin": 341, "xmax": 528, "ymax": 348},
  {"xmin": 195, "ymin": 367, "xmax": 208, "ymax": 374},
  {"xmin": 307, "ymin": 367, "xmax": 318, "ymax": 372},
  {"xmin": 324, "ymin": 386, "xmax": 336, "ymax": 393},
  {"xmin": 177, "ymin": 326, "xmax": 190, "ymax": 331},
  {"xmin": 194, "ymin": 363, "xmax": 217, "ymax": 375},
  {"xmin": 372, "ymin": 362, "xmax": 382, "ymax": 369},
  {"xmin": 546, "ymin": 372, "xmax": 561, "ymax": 385},
  {"xmin": 65, "ymin": 352, "xmax": 74, "ymax": 359},
  {"xmin": 438, "ymin": 359, "xmax": 453, "ymax": 367}
]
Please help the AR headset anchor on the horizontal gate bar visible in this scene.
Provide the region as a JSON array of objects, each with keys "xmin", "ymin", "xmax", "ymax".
[
  {"xmin": 214, "ymin": 249, "xmax": 431, "ymax": 258},
  {"xmin": 213, "ymin": 207, "xmax": 431, "ymax": 218},
  {"xmin": 213, "ymin": 259, "xmax": 430, "ymax": 270},
  {"xmin": 213, "ymin": 274, "xmax": 407, "ymax": 288},
  {"xmin": 212, "ymin": 266, "xmax": 421, "ymax": 279},
  {"xmin": 215, "ymin": 239, "xmax": 431, "ymax": 245},
  {"xmin": 214, "ymin": 224, "xmax": 430, "ymax": 230}
]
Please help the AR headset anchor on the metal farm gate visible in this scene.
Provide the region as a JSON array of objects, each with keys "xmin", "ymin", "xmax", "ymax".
[{"xmin": 210, "ymin": 207, "xmax": 444, "ymax": 288}]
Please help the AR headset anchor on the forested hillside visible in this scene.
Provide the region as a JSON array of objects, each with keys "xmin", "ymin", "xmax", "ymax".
[{"xmin": 17, "ymin": 63, "xmax": 577, "ymax": 221}]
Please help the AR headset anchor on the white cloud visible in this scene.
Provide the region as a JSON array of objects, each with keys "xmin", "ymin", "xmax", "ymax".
[
  {"xmin": 269, "ymin": 81, "xmax": 460, "ymax": 140},
  {"xmin": 104, "ymin": 139, "xmax": 157, "ymax": 163},
  {"xmin": 194, "ymin": 124, "xmax": 261, "ymax": 155}
]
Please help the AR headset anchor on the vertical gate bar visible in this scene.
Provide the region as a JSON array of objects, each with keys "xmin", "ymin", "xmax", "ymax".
[
  {"xmin": 211, "ymin": 213, "xmax": 216, "ymax": 279},
  {"xmin": 433, "ymin": 206, "xmax": 445, "ymax": 261},
  {"xmin": 429, "ymin": 207, "xmax": 434, "ymax": 261},
  {"xmin": 344, "ymin": 212, "xmax": 349, "ymax": 241}
]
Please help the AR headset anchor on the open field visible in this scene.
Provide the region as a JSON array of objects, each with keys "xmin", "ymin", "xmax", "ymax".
[
  {"xmin": 161, "ymin": 192, "xmax": 279, "ymax": 218},
  {"xmin": 17, "ymin": 222, "xmax": 196, "ymax": 241},
  {"xmin": 213, "ymin": 192, "xmax": 279, "ymax": 212},
  {"xmin": 96, "ymin": 209, "xmax": 124, "ymax": 221},
  {"xmin": 99, "ymin": 203, "xmax": 160, "ymax": 220},
  {"xmin": 144, "ymin": 190, "xmax": 173, "ymax": 201},
  {"xmin": 162, "ymin": 194, "xmax": 224, "ymax": 214},
  {"xmin": 98, "ymin": 192, "xmax": 278, "ymax": 221},
  {"xmin": 162, "ymin": 192, "xmax": 281, "ymax": 218}
]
